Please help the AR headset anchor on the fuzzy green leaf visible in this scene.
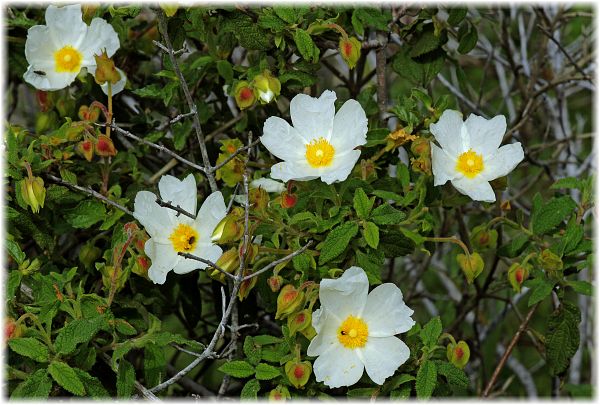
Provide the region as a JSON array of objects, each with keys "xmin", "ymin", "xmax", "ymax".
[
  {"xmin": 528, "ymin": 279, "xmax": 555, "ymax": 306},
  {"xmin": 353, "ymin": 187, "xmax": 374, "ymax": 218},
  {"xmin": 218, "ymin": 360, "xmax": 256, "ymax": 378},
  {"xmin": 319, "ymin": 222, "xmax": 359, "ymax": 265},
  {"xmin": 546, "ymin": 302, "xmax": 581, "ymax": 375},
  {"xmin": 74, "ymin": 368, "xmax": 110, "ymax": 398},
  {"xmin": 531, "ymin": 196, "xmax": 577, "ymax": 235},
  {"xmin": 566, "ymin": 280, "xmax": 593, "ymax": 296},
  {"xmin": 420, "ymin": 316, "xmax": 442, "ymax": 348},
  {"xmin": 255, "ymin": 363, "xmax": 281, "ymax": 380},
  {"xmin": 64, "ymin": 200, "xmax": 107, "ymax": 229},
  {"xmin": 434, "ymin": 361, "xmax": 469, "ymax": 388},
  {"xmin": 293, "ymin": 29, "xmax": 319, "ymax": 62},
  {"xmin": 55, "ymin": 317, "xmax": 107, "ymax": 355},
  {"xmin": 117, "ymin": 360, "xmax": 135, "ymax": 398},
  {"xmin": 362, "ymin": 221, "xmax": 380, "ymax": 249},
  {"xmin": 240, "ymin": 378, "xmax": 261, "ymax": 399},
  {"xmin": 416, "ymin": 360, "xmax": 437, "ymax": 399},
  {"xmin": 371, "ymin": 203, "xmax": 406, "ymax": 225},
  {"xmin": 243, "ymin": 336, "xmax": 262, "ymax": 366},
  {"xmin": 48, "ymin": 361, "xmax": 85, "ymax": 396},
  {"xmin": 10, "ymin": 368, "xmax": 52, "ymax": 398},
  {"xmin": 8, "ymin": 337, "xmax": 49, "ymax": 363}
]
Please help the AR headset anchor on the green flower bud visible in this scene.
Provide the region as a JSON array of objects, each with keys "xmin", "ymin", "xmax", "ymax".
[
  {"xmin": 447, "ymin": 340, "xmax": 470, "ymax": 369},
  {"xmin": 539, "ymin": 249, "xmax": 563, "ymax": 278},
  {"xmin": 234, "ymin": 81, "xmax": 256, "ymax": 109},
  {"xmin": 249, "ymin": 186, "xmax": 269, "ymax": 213},
  {"xmin": 456, "ymin": 252, "xmax": 484, "ymax": 284},
  {"xmin": 287, "ymin": 309, "xmax": 312, "ymax": 336},
  {"xmin": 209, "ymin": 247, "xmax": 239, "ymax": 283},
  {"xmin": 470, "ymin": 224, "xmax": 498, "ymax": 250},
  {"xmin": 267, "ymin": 275, "xmax": 283, "ymax": 293},
  {"xmin": 410, "ymin": 137, "xmax": 431, "ymax": 157},
  {"xmin": 19, "ymin": 176, "xmax": 46, "ymax": 214},
  {"xmin": 339, "ymin": 37, "xmax": 361, "ymax": 69},
  {"xmin": 508, "ymin": 262, "xmax": 530, "ymax": 293},
  {"xmin": 284, "ymin": 360, "xmax": 311, "ymax": 389},
  {"xmin": 55, "ymin": 98, "xmax": 76, "ymax": 118},
  {"xmin": 211, "ymin": 207, "xmax": 245, "ymax": 243},
  {"xmin": 35, "ymin": 111, "xmax": 57, "ymax": 134},
  {"xmin": 268, "ymin": 385, "xmax": 291, "ymax": 401},
  {"xmin": 275, "ymin": 285, "xmax": 304, "ymax": 320},
  {"xmin": 252, "ymin": 70, "xmax": 281, "ymax": 104},
  {"xmin": 94, "ymin": 50, "xmax": 121, "ymax": 86}
]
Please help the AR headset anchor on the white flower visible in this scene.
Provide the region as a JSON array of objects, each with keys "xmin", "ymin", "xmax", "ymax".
[
  {"xmin": 133, "ymin": 174, "xmax": 226, "ymax": 284},
  {"xmin": 250, "ymin": 177, "xmax": 286, "ymax": 193},
  {"xmin": 23, "ymin": 4, "xmax": 120, "ymax": 91},
  {"xmin": 430, "ymin": 110, "xmax": 524, "ymax": 202},
  {"xmin": 260, "ymin": 90, "xmax": 368, "ymax": 184},
  {"xmin": 307, "ymin": 267, "xmax": 415, "ymax": 388}
]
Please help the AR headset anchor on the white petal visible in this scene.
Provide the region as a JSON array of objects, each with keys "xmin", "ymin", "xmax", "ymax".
[
  {"xmin": 465, "ymin": 114, "xmax": 507, "ymax": 157},
  {"xmin": 158, "ymin": 174, "xmax": 197, "ymax": 218},
  {"xmin": 307, "ymin": 309, "xmax": 339, "ymax": 357},
  {"xmin": 313, "ymin": 344, "xmax": 364, "ymax": 388},
  {"xmin": 362, "ymin": 284, "xmax": 415, "ymax": 337},
  {"xmin": 319, "ymin": 150, "xmax": 361, "ymax": 184},
  {"xmin": 45, "ymin": 5, "xmax": 87, "ymax": 49},
  {"xmin": 330, "ymin": 99, "xmax": 368, "ymax": 150},
  {"xmin": 145, "ymin": 239, "xmax": 179, "ymax": 284},
  {"xmin": 451, "ymin": 177, "xmax": 496, "ymax": 202},
  {"xmin": 260, "ymin": 116, "xmax": 307, "ymax": 161},
  {"xmin": 482, "ymin": 142, "xmax": 524, "ymax": 181},
  {"xmin": 133, "ymin": 190, "xmax": 173, "ymax": 238},
  {"xmin": 79, "ymin": 17, "xmax": 120, "ymax": 65},
  {"xmin": 24, "ymin": 25, "xmax": 56, "ymax": 69},
  {"xmin": 290, "ymin": 90, "xmax": 337, "ymax": 141},
  {"xmin": 173, "ymin": 243, "xmax": 222, "ymax": 274},
  {"xmin": 319, "ymin": 266, "xmax": 369, "ymax": 321},
  {"xmin": 431, "ymin": 143, "xmax": 457, "ymax": 186},
  {"xmin": 99, "ymin": 68, "xmax": 126, "ymax": 95},
  {"xmin": 194, "ymin": 191, "xmax": 227, "ymax": 238},
  {"xmin": 270, "ymin": 161, "xmax": 319, "ymax": 183},
  {"xmin": 23, "ymin": 66, "xmax": 77, "ymax": 91},
  {"xmin": 250, "ymin": 177, "xmax": 286, "ymax": 193},
  {"xmin": 358, "ymin": 336, "xmax": 410, "ymax": 385},
  {"xmin": 429, "ymin": 109, "xmax": 466, "ymax": 157}
]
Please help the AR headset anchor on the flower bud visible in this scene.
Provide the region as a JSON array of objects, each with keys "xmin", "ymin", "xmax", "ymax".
[
  {"xmin": 284, "ymin": 360, "xmax": 311, "ymax": 389},
  {"xmin": 82, "ymin": 5, "xmax": 99, "ymax": 23},
  {"xmin": 470, "ymin": 225, "xmax": 498, "ymax": 251},
  {"xmin": 410, "ymin": 155, "xmax": 432, "ymax": 175},
  {"xmin": 252, "ymin": 70, "xmax": 281, "ymax": 104},
  {"xmin": 234, "ymin": 81, "xmax": 256, "ymax": 109},
  {"xmin": 447, "ymin": 340, "xmax": 470, "ymax": 369},
  {"xmin": 35, "ymin": 111, "xmax": 56, "ymax": 134},
  {"xmin": 133, "ymin": 256, "xmax": 150, "ymax": 279},
  {"xmin": 78, "ymin": 139, "xmax": 95, "ymax": 162},
  {"xmin": 275, "ymin": 285, "xmax": 304, "ymax": 320},
  {"xmin": 211, "ymin": 208, "xmax": 245, "ymax": 243},
  {"xmin": 36, "ymin": 90, "xmax": 53, "ymax": 112},
  {"xmin": 95, "ymin": 135, "xmax": 117, "ymax": 157},
  {"xmin": 249, "ymin": 186, "xmax": 269, "ymax": 213},
  {"xmin": 5, "ymin": 318, "xmax": 24, "ymax": 341},
  {"xmin": 269, "ymin": 385, "xmax": 291, "ymax": 401},
  {"xmin": 238, "ymin": 271, "xmax": 257, "ymax": 301},
  {"xmin": 456, "ymin": 252, "xmax": 484, "ymax": 284},
  {"xmin": 78, "ymin": 105, "xmax": 101, "ymax": 123},
  {"xmin": 339, "ymin": 36, "xmax": 361, "ymax": 69},
  {"xmin": 94, "ymin": 50, "xmax": 121, "ymax": 86},
  {"xmin": 508, "ymin": 262, "xmax": 530, "ymax": 293},
  {"xmin": 280, "ymin": 191, "xmax": 298, "ymax": 209},
  {"xmin": 209, "ymin": 248, "xmax": 239, "ymax": 283},
  {"xmin": 287, "ymin": 309, "xmax": 311, "ymax": 336},
  {"xmin": 299, "ymin": 323, "xmax": 317, "ymax": 340},
  {"xmin": 267, "ymin": 275, "xmax": 284, "ymax": 293},
  {"xmin": 539, "ymin": 249, "xmax": 563, "ymax": 277},
  {"xmin": 19, "ymin": 176, "xmax": 46, "ymax": 214},
  {"xmin": 79, "ymin": 242, "xmax": 102, "ymax": 269},
  {"xmin": 410, "ymin": 137, "xmax": 431, "ymax": 157}
]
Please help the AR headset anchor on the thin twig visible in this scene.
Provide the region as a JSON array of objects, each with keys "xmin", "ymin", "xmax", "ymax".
[
  {"xmin": 210, "ymin": 139, "xmax": 261, "ymax": 173},
  {"xmin": 155, "ymin": 197, "xmax": 196, "ymax": 219},
  {"xmin": 46, "ymin": 174, "xmax": 133, "ymax": 216},
  {"xmin": 178, "ymin": 252, "xmax": 236, "ymax": 281},
  {"xmin": 537, "ymin": 24, "xmax": 593, "ymax": 82},
  {"xmin": 241, "ymin": 241, "xmax": 314, "ymax": 282},
  {"xmin": 156, "ymin": 108, "xmax": 197, "ymax": 131}
]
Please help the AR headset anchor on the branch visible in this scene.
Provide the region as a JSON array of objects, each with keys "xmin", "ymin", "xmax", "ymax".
[
  {"xmin": 537, "ymin": 24, "xmax": 593, "ymax": 83},
  {"xmin": 210, "ymin": 138, "xmax": 261, "ymax": 173},
  {"xmin": 155, "ymin": 197, "xmax": 196, "ymax": 219},
  {"xmin": 241, "ymin": 241, "xmax": 314, "ymax": 282},
  {"xmin": 178, "ymin": 252, "xmax": 236, "ymax": 281},
  {"xmin": 46, "ymin": 174, "xmax": 133, "ymax": 216},
  {"xmin": 156, "ymin": 10, "xmax": 218, "ymax": 193}
]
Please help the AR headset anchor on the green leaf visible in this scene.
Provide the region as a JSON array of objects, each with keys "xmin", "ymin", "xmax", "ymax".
[
  {"xmin": 144, "ymin": 343, "xmax": 166, "ymax": 388},
  {"xmin": 7, "ymin": 270, "xmax": 22, "ymax": 300},
  {"xmin": 293, "ymin": 29, "xmax": 319, "ymax": 63},
  {"xmin": 240, "ymin": 378, "xmax": 261, "ymax": 399},
  {"xmin": 347, "ymin": 387, "xmax": 379, "ymax": 398},
  {"xmin": 10, "ymin": 368, "xmax": 52, "ymax": 398},
  {"xmin": 362, "ymin": 221, "xmax": 380, "ymax": 249},
  {"xmin": 216, "ymin": 60, "xmax": 234, "ymax": 83},
  {"xmin": 434, "ymin": 361, "xmax": 469, "ymax": 388},
  {"xmin": 498, "ymin": 233, "xmax": 530, "ymax": 258},
  {"xmin": 273, "ymin": 6, "xmax": 304, "ymax": 23},
  {"xmin": 392, "ymin": 46, "xmax": 445, "ymax": 85},
  {"xmin": 353, "ymin": 187, "xmax": 374, "ymax": 218},
  {"xmin": 355, "ymin": 249, "xmax": 384, "ymax": 284},
  {"xmin": 528, "ymin": 279, "xmax": 555, "ymax": 306},
  {"xmin": 566, "ymin": 280, "xmax": 593, "ymax": 296},
  {"xmin": 48, "ymin": 361, "xmax": 85, "ymax": 396},
  {"xmin": 55, "ymin": 317, "xmax": 107, "ymax": 355},
  {"xmin": 218, "ymin": 360, "xmax": 256, "ymax": 378},
  {"xmin": 371, "ymin": 203, "xmax": 406, "ymax": 225},
  {"xmin": 243, "ymin": 336, "xmax": 262, "ymax": 366},
  {"xmin": 416, "ymin": 360, "xmax": 437, "ymax": 399},
  {"xmin": 531, "ymin": 196, "xmax": 577, "ymax": 235},
  {"xmin": 550, "ymin": 177, "xmax": 583, "ymax": 190},
  {"xmin": 390, "ymin": 384, "xmax": 412, "ymax": 399},
  {"xmin": 447, "ymin": 8, "xmax": 468, "ymax": 25},
  {"xmin": 255, "ymin": 363, "xmax": 281, "ymax": 380},
  {"xmin": 354, "ymin": 8, "xmax": 390, "ymax": 31},
  {"xmin": 117, "ymin": 360, "xmax": 135, "ymax": 398},
  {"xmin": 457, "ymin": 21, "xmax": 478, "ymax": 54},
  {"xmin": 6, "ymin": 238, "xmax": 26, "ymax": 264},
  {"xmin": 319, "ymin": 222, "xmax": 359, "ymax": 265},
  {"xmin": 410, "ymin": 26, "xmax": 445, "ymax": 57},
  {"xmin": 64, "ymin": 200, "xmax": 107, "ymax": 229},
  {"xmin": 115, "ymin": 319, "xmax": 138, "ymax": 336},
  {"xmin": 8, "ymin": 337, "xmax": 49, "ymax": 363},
  {"xmin": 546, "ymin": 302, "xmax": 581, "ymax": 375},
  {"xmin": 420, "ymin": 316, "xmax": 442, "ymax": 348},
  {"xmin": 74, "ymin": 368, "xmax": 110, "ymax": 398}
]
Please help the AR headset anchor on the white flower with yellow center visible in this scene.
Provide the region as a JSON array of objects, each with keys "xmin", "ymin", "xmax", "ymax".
[
  {"xmin": 23, "ymin": 4, "xmax": 125, "ymax": 94},
  {"xmin": 307, "ymin": 267, "xmax": 415, "ymax": 388},
  {"xmin": 430, "ymin": 110, "xmax": 525, "ymax": 202},
  {"xmin": 260, "ymin": 90, "xmax": 368, "ymax": 184},
  {"xmin": 133, "ymin": 174, "xmax": 226, "ymax": 284}
]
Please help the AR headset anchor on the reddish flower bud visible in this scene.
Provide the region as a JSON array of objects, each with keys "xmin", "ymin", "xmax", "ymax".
[
  {"xmin": 234, "ymin": 81, "xmax": 256, "ymax": 109},
  {"xmin": 275, "ymin": 285, "xmax": 304, "ymax": 320},
  {"xmin": 339, "ymin": 37, "xmax": 361, "ymax": 69},
  {"xmin": 95, "ymin": 135, "xmax": 117, "ymax": 157},
  {"xmin": 447, "ymin": 340, "xmax": 470, "ymax": 369},
  {"xmin": 267, "ymin": 275, "xmax": 283, "ymax": 293},
  {"xmin": 281, "ymin": 191, "xmax": 298, "ymax": 209},
  {"xmin": 36, "ymin": 90, "xmax": 53, "ymax": 112},
  {"xmin": 284, "ymin": 361, "xmax": 311, "ymax": 389}
]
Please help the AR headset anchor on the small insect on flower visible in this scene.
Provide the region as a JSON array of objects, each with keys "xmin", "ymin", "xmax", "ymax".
[
  {"xmin": 260, "ymin": 90, "xmax": 368, "ymax": 184},
  {"xmin": 23, "ymin": 4, "xmax": 125, "ymax": 95},
  {"xmin": 429, "ymin": 110, "xmax": 524, "ymax": 202},
  {"xmin": 133, "ymin": 174, "xmax": 227, "ymax": 284},
  {"xmin": 307, "ymin": 267, "xmax": 415, "ymax": 388}
]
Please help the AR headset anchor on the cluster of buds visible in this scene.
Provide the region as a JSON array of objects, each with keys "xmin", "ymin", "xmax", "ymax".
[
  {"xmin": 18, "ymin": 163, "xmax": 46, "ymax": 214},
  {"xmin": 125, "ymin": 222, "xmax": 151, "ymax": 280},
  {"xmin": 410, "ymin": 136, "xmax": 432, "ymax": 175},
  {"xmin": 446, "ymin": 339, "xmax": 470, "ymax": 369},
  {"xmin": 17, "ymin": 257, "xmax": 41, "ymax": 276},
  {"xmin": 78, "ymin": 134, "xmax": 117, "ymax": 161},
  {"xmin": 456, "ymin": 252, "xmax": 484, "ymax": 284},
  {"xmin": 507, "ymin": 262, "xmax": 531, "ymax": 293},
  {"xmin": 215, "ymin": 139, "xmax": 245, "ymax": 187},
  {"xmin": 233, "ymin": 70, "xmax": 281, "ymax": 110}
]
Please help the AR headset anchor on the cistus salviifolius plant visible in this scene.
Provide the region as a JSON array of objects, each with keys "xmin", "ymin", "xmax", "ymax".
[{"xmin": 5, "ymin": 3, "xmax": 594, "ymax": 400}]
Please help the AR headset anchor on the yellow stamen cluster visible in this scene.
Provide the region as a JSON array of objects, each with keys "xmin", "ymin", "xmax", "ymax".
[
  {"xmin": 305, "ymin": 137, "xmax": 335, "ymax": 168},
  {"xmin": 456, "ymin": 149, "xmax": 484, "ymax": 178},
  {"xmin": 337, "ymin": 315, "xmax": 368, "ymax": 349},
  {"xmin": 169, "ymin": 223, "xmax": 199, "ymax": 253},
  {"xmin": 54, "ymin": 45, "xmax": 83, "ymax": 73}
]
